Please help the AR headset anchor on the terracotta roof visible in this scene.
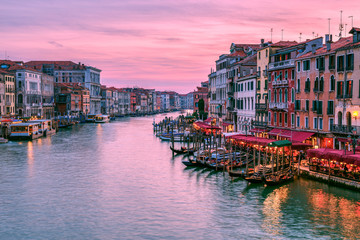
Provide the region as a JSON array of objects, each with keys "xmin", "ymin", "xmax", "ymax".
[
  {"xmin": 349, "ymin": 27, "xmax": 360, "ymax": 34},
  {"xmin": 25, "ymin": 61, "xmax": 87, "ymax": 70},
  {"xmin": 237, "ymin": 54, "xmax": 257, "ymax": 65},
  {"xmin": 271, "ymin": 41, "xmax": 298, "ymax": 48},
  {"xmin": 297, "ymin": 37, "xmax": 352, "ymax": 59},
  {"xmin": 0, "ymin": 60, "xmax": 41, "ymax": 73},
  {"xmin": 228, "ymin": 50, "xmax": 247, "ymax": 57},
  {"xmin": 233, "ymin": 44, "xmax": 261, "ymax": 50}
]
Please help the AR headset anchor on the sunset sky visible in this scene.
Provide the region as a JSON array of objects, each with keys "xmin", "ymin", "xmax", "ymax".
[{"xmin": 1, "ymin": 0, "xmax": 359, "ymax": 93}]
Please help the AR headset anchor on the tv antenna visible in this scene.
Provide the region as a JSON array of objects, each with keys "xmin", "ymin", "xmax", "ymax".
[
  {"xmin": 349, "ymin": 16, "xmax": 354, "ymax": 28},
  {"xmin": 299, "ymin": 33, "xmax": 302, "ymax": 42},
  {"xmin": 338, "ymin": 10, "xmax": 344, "ymax": 38},
  {"xmin": 328, "ymin": 18, "xmax": 331, "ymax": 35},
  {"xmin": 270, "ymin": 28, "xmax": 273, "ymax": 42},
  {"xmin": 345, "ymin": 24, "xmax": 348, "ymax": 37},
  {"xmin": 281, "ymin": 29, "xmax": 284, "ymax": 41}
]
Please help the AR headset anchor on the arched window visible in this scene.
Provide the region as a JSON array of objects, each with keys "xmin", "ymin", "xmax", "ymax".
[
  {"xmin": 297, "ymin": 79, "xmax": 300, "ymax": 92},
  {"xmin": 279, "ymin": 89, "xmax": 283, "ymax": 103},
  {"xmin": 18, "ymin": 81, "xmax": 22, "ymax": 89},
  {"xmin": 268, "ymin": 112, "xmax": 271, "ymax": 123},
  {"xmin": 284, "ymin": 89, "xmax": 288, "ymax": 102},
  {"xmin": 291, "ymin": 88, "xmax": 295, "ymax": 103},
  {"xmin": 338, "ymin": 111, "xmax": 343, "ymax": 126},
  {"xmin": 320, "ymin": 76, "xmax": 324, "ymax": 91},
  {"xmin": 330, "ymin": 75, "xmax": 335, "ymax": 91},
  {"xmin": 274, "ymin": 90, "xmax": 277, "ymax": 103},
  {"xmin": 268, "ymin": 90, "xmax": 271, "ymax": 102},
  {"xmin": 305, "ymin": 78, "xmax": 310, "ymax": 92},
  {"xmin": 314, "ymin": 77, "xmax": 319, "ymax": 91},
  {"xmin": 346, "ymin": 112, "xmax": 352, "ymax": 127}
]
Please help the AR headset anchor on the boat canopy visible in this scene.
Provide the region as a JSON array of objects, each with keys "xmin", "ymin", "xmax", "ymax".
[{"xmin": 268, "ymin": 140, "xmax": 292, "ymax": 147}]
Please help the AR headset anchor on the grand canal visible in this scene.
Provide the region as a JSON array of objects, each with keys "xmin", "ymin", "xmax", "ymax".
[{"xmin": 1, "ymin": 112, "xmax": 360, "ymax": 239}]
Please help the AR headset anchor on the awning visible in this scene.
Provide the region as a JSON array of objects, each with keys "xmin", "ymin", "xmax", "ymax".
[
  {"xmin": 268, "ymin": 128, "xmax": 282, "ymax": 136},
  {"xmin": 222, "ymin": 122, "xmax": 233, "ymax": 127},
  {"xmin": 268, "ymin": 128, "xmax": 314, "ymax": 142},
  {"xmin": 337, "ymin": 138, "xmax": 350, "ymax": 143},
  {"xmin": 268, "ymin": 140, "xmax": 292, "ymax": 147},
  {"xmin": 204, "ymin": 117, "xmax": 214, "ymax": 123},
  {"xmin": 292, "ymin": 142, "xmax": 313, "ymax": 150},
  {"xmin": 249, "ymin": 128, "xmax": 269, "ymax": 133},
  {"xmin": 290, "ymin": 131, "xmax": 315, "ymax": 142}
]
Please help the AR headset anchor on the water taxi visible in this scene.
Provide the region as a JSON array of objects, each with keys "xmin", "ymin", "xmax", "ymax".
[
  {"xmin": 86, "ymin": 114, "xmax": 99, "ymax": 123},
  {"xmin": 9, "ymin": 122, "xmax": 43, "ymax": 140},
  {"xmin": 28, "ymin": 119, "xmax": 57, "ymax": 136},
  {"xmin": 95, "ymin": 115, "xmax": 110, "ymax": 123}
]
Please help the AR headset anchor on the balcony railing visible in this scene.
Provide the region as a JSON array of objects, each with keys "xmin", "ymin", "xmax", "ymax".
[
  {"xmin": 5, "ymin": 101, "xmax": 12, "ymax": 106},
  {"xmin": 253, "ymin": 121, "xmax": 267, "ymax": 127},
  {"xmin": 330, "ymin": 124, "xmax": 360, "ymax": 135},
  {"xmin": 255, "ymin": 103, "xmax": 267, "ymax": 110},
  {"xmin": 269, "ymin": 102, "xmax": 288, "ymax": 109},
  {"xmin": 269, "ymin": 59, "xmax": 295, "ymax": 70}
]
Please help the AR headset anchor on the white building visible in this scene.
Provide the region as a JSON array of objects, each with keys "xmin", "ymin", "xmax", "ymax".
[{"xmin": 235, "ymin": 73, "xmax": 257, "ymax": 134}]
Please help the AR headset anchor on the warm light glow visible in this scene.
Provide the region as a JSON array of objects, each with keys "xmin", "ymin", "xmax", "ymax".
[{"xmin": 353, "ymin": 111, "xmax": 358, "ymax": 117}]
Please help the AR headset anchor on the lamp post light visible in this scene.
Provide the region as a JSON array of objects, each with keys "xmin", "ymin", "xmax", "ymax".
[{"xmin": 347, "ymin": 127, "xmax": 359, "ymax": 154}]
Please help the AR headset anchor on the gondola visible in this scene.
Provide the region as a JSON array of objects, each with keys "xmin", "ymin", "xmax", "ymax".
[
  {"xmin": 228, "ymin": 169, "xmax": 254, "ymax": 178},
  {"xmin": 244, "ymin": 174, "xmax": 263, "ymax": 184},
  {"xmin": 263, "ymin": 172, "xmax": 294, "ymax": 186},
  {"xmin": 181, "ymin": 158, "xmax": 198, "ymax": 167},
  {"xmin": 170, "ymin": 146, "xmax": 195, "ymax": 155}
]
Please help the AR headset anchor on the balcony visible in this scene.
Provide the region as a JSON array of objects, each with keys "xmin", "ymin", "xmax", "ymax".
[
  {"xmin": 330, "ymin": 124, "xmax": 360, "ymax": 135},
  {"xmin": 269, "ymin": 102, "xmax": 288, "ymax": 110},
  {"xmin": 268, "ymin": 59, "xmax": 295, "ymax": 70},
  {"xmin": 263, "ymin": 70, "xmax": 268, "ymax": 77},
  {"xmin": 227, "ymin": 91, "xmax": 234, "ymax": 97},
  {"xmin": 253, "ymin": 121, "xmax": 267, "ymax": 127},
  {"xmin": 255, "ymin": 103, "xmax": 267, "ymax": 110},
  {"xmin": 5, "ymin": 101, "xmax": 12, "ymax": 106}
]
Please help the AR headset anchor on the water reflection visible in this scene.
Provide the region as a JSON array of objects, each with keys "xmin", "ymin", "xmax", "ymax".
[
  {"xmin": 308, "ymin": 188, "xmax": 360, "ymax": 239},
  {"xmin": 262, "ymin": 186, "xmax": 289, "ymax": 236}
]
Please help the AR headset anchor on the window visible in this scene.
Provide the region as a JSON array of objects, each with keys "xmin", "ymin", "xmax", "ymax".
[
  {"xmin": 266, "ymin": 49, "xmax": 268, "ymax": 57},
  {"xmin": 268, "ymin": 112, "xmax": 271, "ymax": 123},
  {"xmin": 345, "ymin": 80, "xmax": 353, "ymax": 98},
  {"xmin": 257, "ymin": 80, "xmax": 260, "ymax": 90},
  {"xmin": 274, "ymin": 112, "xmax": 277, "ymax": 124},
  {"xmin": 314, "ymin": 77, "xmax": 319, "ymax": 92},
  {"xmin": 330, "ymin": 75, "xmax": 335, "ymax": 91},
  {"xmin": 329, "ymin": 118, "xmax": 334, "ymax": 131},
  {"xmin": 279, "ymin": 89, "xmax": 282, "ymax": 103},
  {"xmin": 329, "ymin": 55, "xmax": 335, "ymax": 69},
  {"xmin": 297, "ymin": 61, "xmax": 301, "ymax": 72},
  {"xmin": 291, "ymin": 88, "xmax": 295, "ymax": 102},
  {"xmin": 314, "ymin": 118, "xmax": 318, "ymax": 129},
  {"xmin": 319, "ymin": 118, "xmax": 323, "ymax": 130},
  {"xmin": 305, "ymin": 100, "xmax": 309, "ymax": 111},
  {"xmin": 264, "ymin": 79, "xmax": 268, "ymax": 90},
  {"xmin": 337, "ymin": 55, "xmax": 344, "ymax": 71},
  {"xmin": 284, "ymin": 89, "xmax": 288, "ymax": 102},
  {"xmin": 327, "ymin": 100, "xmax": 334, "ymax": 115},
  {"xmin": 296, "ymin": 79, "xmax": 300, "ymax": 92},
  {"xmin": 268, "ymin": 90, "xmax": 271, "ymax": 102},
  {"xmin": 305, "ymin": 117, "xmax": 309, "ymax": 128},
  {"xmin": 319, "ymin": 77, "xmax": 324, "ymax": 91},
  {"xmin": 296, "ymin": 116, "xmax": 300, "ymax": 127},
  {"xmin": 303, "ymin": 60, "xmax": 310, "ymax": 71},
  {"xmin": 279, "ymin": 112, "xmax": 282, "ymax": 124},
  {"xmin": 18, "ymin": 81, "xmax": 22, "ymax": 88},
  {"xmin": 258, "ymin": 52, "xmax": 261, "ymax": 59},
  {"xmin": 274, "ymin": 90, "xmax": 277, "ymax": 103},
  {"xmin": 285, "ymin": 70, "xmax": 288, "ymax": 80},
  {"xmin": 346, "ymin": 54, "xmax": 354, "ymax": 70},
  {"xmin": 291, "ymin": 113, "xmax": 295, "ymax": 126},
  {"xmin": 284, "ymin": 113, "xmax": 288, "ymax": 125},
  {"xmin": 295, "ymin": 100, "xmax": 301, "ymax": 110},
  {"xmin": 317, "ymin": 101, "xmax": 323, "ymax": 115},
  {"xmin": 316, "ymin": 57, "xmax": 325, "ymax": 71},
  {"xmin": 312, "ymin": 100, "xmax": 317, "ymax": 112},
  {"xmin": 305, "ymin": 78, "xmax": 310, "ymax": 92},
  {"xmin": 291, "ymin": 69, "xmax": 295, "ymax": 80},
  {"xmin": 337, "ymin": 81, "xmax": 343, "ymax": 98}
]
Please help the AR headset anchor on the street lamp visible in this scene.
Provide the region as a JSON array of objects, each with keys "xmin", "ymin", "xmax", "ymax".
[{"xmin": 347, "ymin": 127, "xmax": 359, "ymax": 154}]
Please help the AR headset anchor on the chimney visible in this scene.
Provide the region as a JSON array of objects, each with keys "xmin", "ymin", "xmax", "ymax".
[
  {"xmin": 261, "ymin": 39, "xmax": 265, "ymax": 47},
  {"xmin": 325, "ymin": 34, "xmax": 332, "ymax": 51},
  {"xmin": 311, "ymin": 44, "xmax": 316, "ymax": 54}
]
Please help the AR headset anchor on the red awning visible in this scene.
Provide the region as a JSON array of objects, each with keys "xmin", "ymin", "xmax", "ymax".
[
  {"xmin": 290, "ymin": 131, "xmax": 315, "ymax": 143},
  {"xmin": 249, "ymin": 128, "xmax": 269, "ymax": 133},
  {"xmin": 222, "ymin": 122, "xmax": 233, "ymax": 126},
  {"xmin": 337, "ymin": 138, "xmax": 350, "ymax": 143},
  {"xmin": 204, "ymin": 117, "xmax": 214, "ymax": 123},
  {"xmin": 292, "ymin": 142, "xmax": 313, "ymax": 150},
  {"xmin": 268, "ymin": 128, "xmax": 282, "ymax": 136}
]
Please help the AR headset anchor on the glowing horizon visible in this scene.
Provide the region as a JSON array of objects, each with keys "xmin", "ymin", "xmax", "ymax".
[{"xmin": 0, "ymin": 0, "xmax": 359, "ymax": 94}]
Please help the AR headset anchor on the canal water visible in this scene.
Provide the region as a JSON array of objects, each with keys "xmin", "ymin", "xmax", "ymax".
[{"xmin": 1, "ymin": 112, "xmax": 360, "ymax": 240}]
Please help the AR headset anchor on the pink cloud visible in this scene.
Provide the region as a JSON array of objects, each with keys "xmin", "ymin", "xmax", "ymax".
[{"xmin": 0, "ymin": 0, "xmax": 359, "ymax": 93}]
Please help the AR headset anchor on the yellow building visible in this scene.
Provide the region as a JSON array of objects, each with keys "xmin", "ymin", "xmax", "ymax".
[{"xmin": 0, "ymin": 70, "xmax": 15, "ymax": 116}]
